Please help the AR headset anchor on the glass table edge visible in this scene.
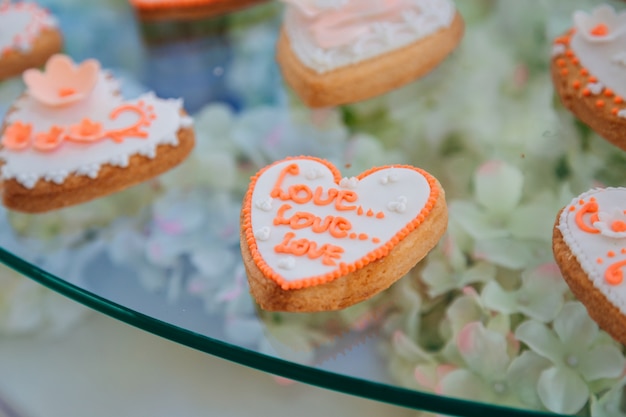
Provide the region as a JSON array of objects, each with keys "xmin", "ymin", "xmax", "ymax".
[{"xmin": 0, "ymin": 246, "xmax": 565, "ymax": 417}]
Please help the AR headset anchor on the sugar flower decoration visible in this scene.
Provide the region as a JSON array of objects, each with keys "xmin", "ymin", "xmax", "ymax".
[
  {"xmin": 515, "ymin": 302, "xmax": 626, "ymax": 414},
  {"xmin": 23, "ymin": 54, "xmax": 100, "ymax": 107},
  {"xmin": 593, "ymin": 209, "xmax": 626, "ymax": 238},
  {"xmin": 573, "ymin": 5, "xmax": 626, "ymax": 43}
]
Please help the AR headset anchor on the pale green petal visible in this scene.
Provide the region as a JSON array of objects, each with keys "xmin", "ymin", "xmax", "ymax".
[
  {"xmin": 515, "ymin": 320, "xmax": 563, "ymax": 364},
  {"xmin": 446, "ymin": 295, "xmax": 483, "ymax": 336},
  {"xmin": 392, "ymin": 331, "xmax": 434, "ymax": 363},
  {"xmin": 459, "ymin": 262, "xmax": 497, "ymax": 288},
  {"xmin": 537, "ymin": 367, "xmax": 589, "ymax": 414},
  {"xmin": 481, "ymin": 281, "xmax": 518, "ymax": 314},
  {"xmin": 553, "ymin": 302, "xmax": 598, "ymax": 350},
  {"xmin": 578, "ymin": 345, "xmax": 626, "ymax": 381},
  {"xmin": 508, "ymin": 203, "xmax": 556, "ymax": 242},
  {"xmin": 449, "ymin": 201, "xmax": 509, "ymax": 240},
  {"xmin": 421, "ymin": 259, "xmax": 455, "ymax": 297},
  {"xmin": 507, "ymin": 351, "xmax": 551, "ymax": 409},
  {"xmin": 590, "ymin": 377, "xmax": 626, "ymax": 417},
  {"xmin": 439, "ymin": 369, "xmax": 493, "ymax": 402},
  {"xmin": 457, "ymin": 322, "xmax": 510, "ymax": 378},
  {"xmin": 474, "ymin": 160, "xmax": 523, "ymax": 215},
  {"xmin": 474, "ymin": 238, "xmax": 544, "ymax": 270}
]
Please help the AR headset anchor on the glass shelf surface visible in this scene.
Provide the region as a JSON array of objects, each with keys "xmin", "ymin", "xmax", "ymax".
[{"xmin": 1, "ymin": 1, "xmax": 625, "ymax": 416}]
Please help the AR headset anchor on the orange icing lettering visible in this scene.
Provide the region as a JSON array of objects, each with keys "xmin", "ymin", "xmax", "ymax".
[
  {"xmin": 273, "ymin": 204, "xmax": 292, "ymax": 226},
  {"xmin": 275, "ymin": 232, "xmax": 344, "ymax": 266},
  {"xmin": 290, "ymin": 212, "xmax": 316, "ymax": 229},
  {"xmin": 289, "ymin": 184, "xmax": 313, "ymax": 204},
  {"xmin": 335, "ymin": 190, "xmax": 357, "ymax": 211},
  {"xmin": 313, "ymin": 186, "xmax": 339, "ymax": 205},
  {"xmin": 329, "ymin": 216, "xmax": 352, "ymax": 238},
  {"xmin": 271, "ymin": 163, "xmax": 299, "ymax": 200}
]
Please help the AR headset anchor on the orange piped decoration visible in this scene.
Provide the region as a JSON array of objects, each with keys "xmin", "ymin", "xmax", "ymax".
[
  {"xmin": 612, "ymin": 220, "xmax": 626, "ymax": 233},
  {"xmin": 574, "ymin": 201, "xmax": 600, "ymax": 234},
  {"xmin": 605, "ymin": 260, "xmax": 626, "ymax": 286},
  {"xmin": 590, "ymin": 23, "xmax": 609, "ymax": 37},
  {"xmin": 2, "ymin": 122, "xmax": 33, "ymax": 150},
  {"xmin": 57, "ymin": 87, "xmax": 76, "ymax": 98},
  {"xmin": 33, "ymin": 126, "xmax": 64, "ymax": 151}
]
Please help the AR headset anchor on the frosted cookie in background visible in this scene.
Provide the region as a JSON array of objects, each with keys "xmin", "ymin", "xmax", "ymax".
[
  {"xmin": 276, "ymin": 0, "xmax": 464, "ymax": 108},
  {"xmin": 551, "ymin": 4, "xmax": 626, "ymax": 151},
  {"xmin": 0, "ymin": 1, "xmax": 62, "ymax": 81}
]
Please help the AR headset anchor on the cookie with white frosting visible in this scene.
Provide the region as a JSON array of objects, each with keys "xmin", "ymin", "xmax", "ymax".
[
  {"xmin": 0, "ymin": 54, "xmax": 195, "ymax": 213},
  {"xmin": 129, "ymin": 0, "xmax": 267, "ymax": 21},
  {"xmin": 554, "ymin": 187, "xmax": 626, "ymax": 344},
  {"xmin": 276, "ymin": 0, "xmax": 464, "ymax": 108},
  {"xmin": 551, "ymin": 5, "xmax": 626, "ymax": 151},
  {"xmin": 0, "ymin": 2, "xmax": 62, "ymax": 81},
  {"xmin": 240, "ymin": 156, "xmax": 447, "ymax": 312}
]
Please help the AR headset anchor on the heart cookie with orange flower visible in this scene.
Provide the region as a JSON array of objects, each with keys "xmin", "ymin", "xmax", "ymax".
[
  {"xmin": 0, "ymin": 2, "xmax": 62, "ymax": 81},
  {"xmin": 551, "ymin": 5, "xmax": 626, "ymax": 150},
  {"xmin": 0, "ymin": 54, "xmax": 195, "ymax": 213},
  {"xmin": 129, "ymin": 0, "xmax": 268, "ymax": 22},
  {"xmin": 554, "ymin": 187, "xmax": 626, "ymax": 345},
  {"xmin": 240, "ymin": 156, "xmax": 447, "ymax": 312}
]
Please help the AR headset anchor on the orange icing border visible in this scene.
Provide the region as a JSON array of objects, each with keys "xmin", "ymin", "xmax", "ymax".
[
  {"xmin": 553, "ymin": 28, "xmax": 626, "ymax": 118},
  {"xmin": 242, "ymin": 156, "xmax": 440, "ymax": 291}
]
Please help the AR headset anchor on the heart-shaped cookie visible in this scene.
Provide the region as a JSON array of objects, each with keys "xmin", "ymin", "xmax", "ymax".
[
  {"xmin": 0, "ymin": 2, "xmax": 62, "ymax": 81},
  {"xmin": 551, "ymin": 5, "xmax": 626, "ymax": 150},
  {"xmin": 0, "ymin": 55, "xmax": 195, "ymax": 213},
  {"xmin": 240, "ymin": 156, "xmax": 448, "ymax": 312},
  {"xmin": 554, "ymin": 187, "xmax": 626, "ymax": 344}
]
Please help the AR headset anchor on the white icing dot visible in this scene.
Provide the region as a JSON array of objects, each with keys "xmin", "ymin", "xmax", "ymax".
[
  {"xmin": 254, "ymin": 227, "xmax": 271, "ymax": 241},
  {"xmin": 16, "ymin": 173, "xmax": 38, "ymax": 189},
  {"xmin": 44, "ymin": 170, "xmax": 68, "ymax": 184},
  {"xmin": 109, "ymin": 154, "xmax": 130, "ymax": 168},
  {"xmin": 180, "ymin": 116, "xmax": 194, "ymax": 128},
  {"xmin": 162, "ymin": 134, "xmax": 179, "ymax": 146},
  {"xmin": 551, "ymin": 43, "xmax": 566, "ymax": 57},
  {"xmin": 255, "ymin": 196, "xmax": 273, "ymax": 211},
  {"xmin": 138, "ymin": 145, "xmax": 157, "ymax": 159},
  {"xmin": 339, "ymin": 176, "xmax": 358, "ymax": 189},
  {"xmin": 278, "ymin": 256, "xmax": 296, "ymax": 270},
  {"xmin": 586, "ymin": 82, "xmax": 604, "ymax": 95},
  {"xmin": 305, "ymin": 168, "xmax": 324, "ymax": 180},
  {"xmin": 380, "ymin": 172, "xmax": 400, "ymax": 185},
  {"xmin": 387, "ymin": 196, "xmax": 408, "ymax": 213},
  {"xmin": 77, "ymin": 163, "xmax": 100, "ymax": 179},
  {"xmin": 618, "ymin": 109, "xmax": 626, "ymax": 119}
]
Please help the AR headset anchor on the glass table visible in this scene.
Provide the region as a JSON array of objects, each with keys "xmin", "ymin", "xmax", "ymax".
[{"xmin": 2, "ymin": 1, "xmax": 626, "ymax": 416}]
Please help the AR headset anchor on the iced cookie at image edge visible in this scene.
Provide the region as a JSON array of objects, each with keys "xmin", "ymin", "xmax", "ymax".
[
  {"xmin": 276, "ymin": 0, "xmax": 464, "ymax": 108},
  {"xmin": 0, "ymin": 2, "xmax": 62, "ymax": 81},
  {"xmin": 551, "ymin": 5, "xmax": 626, "ymax": 151},
  {"xmin": 128, "ymin": 0, "xmax": 268, "ymax": 21},
  {"xmin": 240, "ymin": 156, "xmax": 448, "ymax": 312},
  {"xmin": 553, "ymin": 187, "xmax": 626, "ymax": 345},
  {"xmin": 0, "ymin": 54, "xmax": 195, "ymax": 213}
]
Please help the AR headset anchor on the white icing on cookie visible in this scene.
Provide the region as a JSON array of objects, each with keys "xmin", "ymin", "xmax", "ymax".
[
  {"xmin": 558, "ymin": 188, "xmax": 626, "ymax": 315},
  {"xmin": 248, "ymin": 158, "xmax": 434, "ymax": 284},
  {"xmin": 0, "ymin": 72, "xmax": 191, "ymax": 189},
  {"xmin": 570, "ymin": 5, "xmax": 626, "ymax": 99},
  {"xmin": 0, "ymin": 2, "xmax": 57, "ymax": 54},
  {"xmin": 282, "ymin": 0, "xmax": 456, "ymax": 73}
]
